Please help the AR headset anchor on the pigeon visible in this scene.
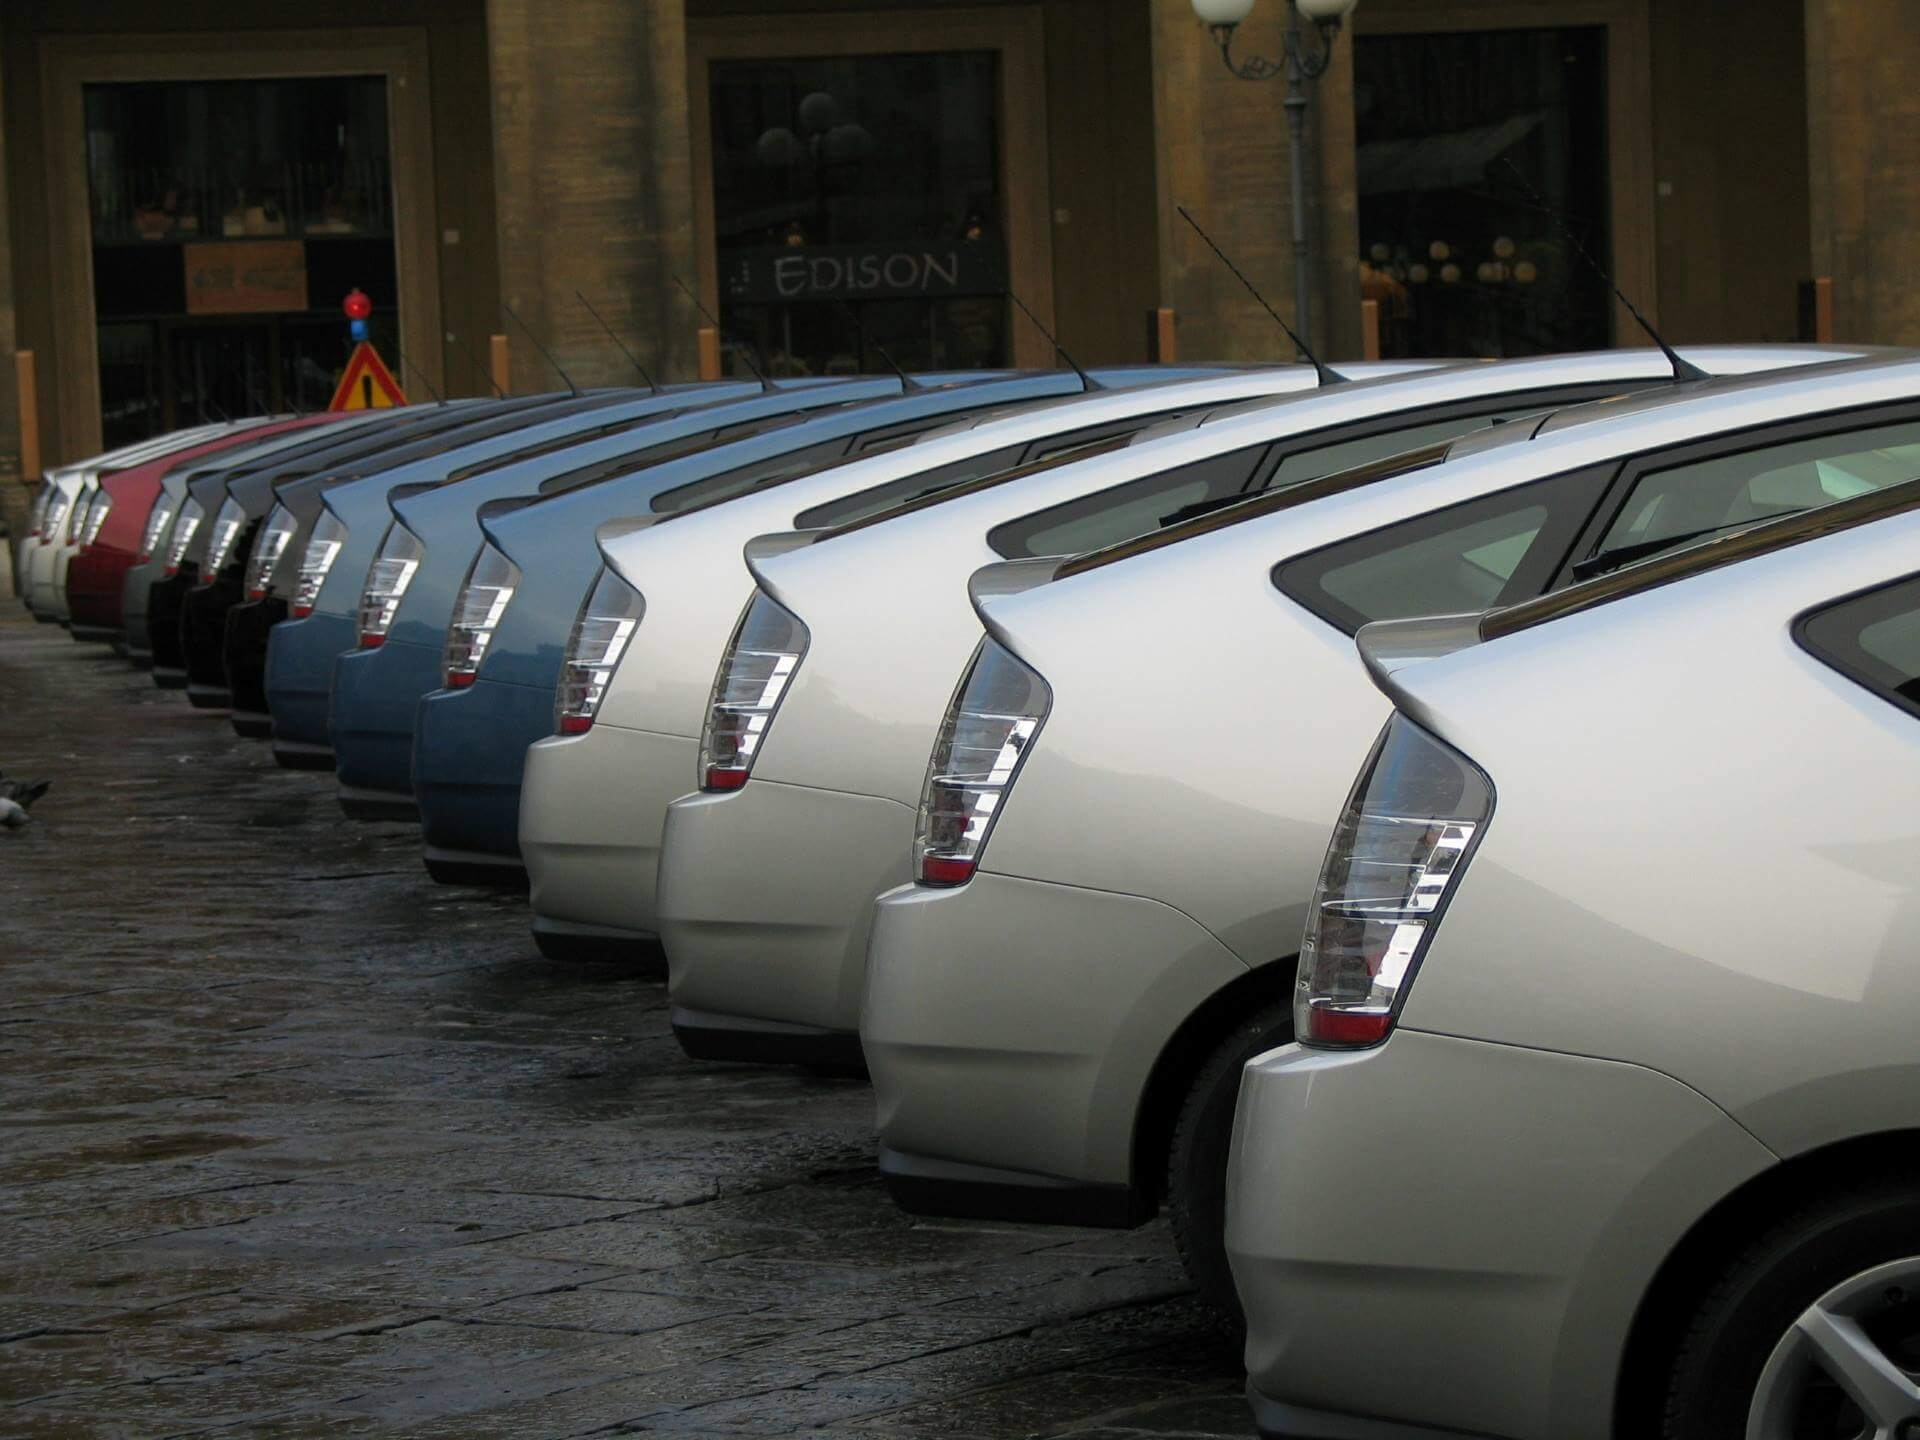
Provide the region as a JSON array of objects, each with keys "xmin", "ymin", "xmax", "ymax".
[{"xmin": 0, "ymin": 774, "xmax": 50, "ymax": 829}]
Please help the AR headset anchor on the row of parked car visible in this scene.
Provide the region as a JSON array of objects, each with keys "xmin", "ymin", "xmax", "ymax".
[{"xmin": 18, "ymin": 340, "xmax": 1920, "ymax": 1439}]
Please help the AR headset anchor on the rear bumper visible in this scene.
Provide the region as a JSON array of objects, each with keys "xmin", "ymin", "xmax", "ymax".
[
  {"xmin": 224, "ymin": 597, "xmax": 286, "ymax": 730},
  {"xmin": 330, "ymin": 639, "xmax": 440, "ymax": 805},
  {"xmin": 520, "ymin": 722, "xmax": 698, "ymax": 939},
  {"xmin": 657, "ymin": 780, "xmax": 911, "ymax": 1049},
  {"xmin": 67, "ymin": 547, "xmax": 133, "ymax": 636},
  {"xmin": 1227, "ymin": 1030, "xmax": 1776, "ymax": 1439},
  {"xmin": 264, "ymin": 610, "xmax": 354, "ymax": 751},
  {"xmin": 863, "ymin": 871, "xmax": 1251, "ymax": 1206},
  {"xmin": 413, "ymin": 674, "xmax": 554, "ymax": 864},
  {"xmin": 180, "ymin": 577, "xmax": 241, "ymax": 691},
  {"xmin": 120, "ymin": 560, "xmax": 163, "ymax": 664}
]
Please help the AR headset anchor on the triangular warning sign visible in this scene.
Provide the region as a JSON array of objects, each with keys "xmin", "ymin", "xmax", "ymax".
[{"xmin": 329, "ymin": 341, "xmax": 408, "ymax": 411}]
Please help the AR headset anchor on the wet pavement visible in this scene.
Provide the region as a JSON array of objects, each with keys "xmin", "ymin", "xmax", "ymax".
[{"xmin": 0, "ymin": 583, "xmax": 1252, "ymax": 1439}]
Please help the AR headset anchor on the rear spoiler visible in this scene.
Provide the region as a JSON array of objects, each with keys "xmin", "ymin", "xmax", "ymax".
[
  {"xmin": 474, "ymin": 492, "xmax": 547, "ymax": 552},
  {"xmin": 1355, "ymin": 613, "xmax": 1485, "ymax": 707},
  {"xmin": 593, "ymin": 513, "xmax": 667, "ymax": 582},
  {"xmin": 741, "ymin": 528, "xmax": 829, "ymax": 609},
  {"xmin": 967, "ymin": 558, "xmax": 1067, "ymax": 652}
]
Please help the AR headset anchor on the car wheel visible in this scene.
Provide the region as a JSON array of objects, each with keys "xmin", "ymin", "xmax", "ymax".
[
  {"xmin": 1165, "ymin": 1003, "xmax": 1292, "ymax": 1329},
  {"xmin": 1664, "ymin": 1179, "xmax": 1920, "ymax": 1439}
]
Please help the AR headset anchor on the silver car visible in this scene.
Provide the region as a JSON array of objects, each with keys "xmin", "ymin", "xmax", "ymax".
[
  {"xmin": 516, "ymin": 365, "xmax": 1433, "ymax": 961},
  {"xmin": 1227, "ymin": 480, "xmax": 1920, "ymax": 1439},
  {"xmin": 651, "ymin": 345, "xmax": 1867, "ymax": 1069},
  {"xmin": 861, "ymin": 353, "xmax": 1920, "ymax": 1315}
]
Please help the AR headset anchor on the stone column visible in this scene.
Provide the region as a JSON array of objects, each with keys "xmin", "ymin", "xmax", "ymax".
[
  {"xmin": 485, "ymin": 0, "xmax": 698, "ymax": 390},
  {"xmin": 1805, "ymin": 0, "xmax": 1920, "ymax": 345},
  {"xmin": 1146, "ymin": 0, "xmax": 1359, "ymax": 363}
]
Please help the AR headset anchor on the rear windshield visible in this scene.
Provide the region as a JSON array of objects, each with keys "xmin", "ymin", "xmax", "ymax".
[
  {"xmin": 444, "ymin": 406, "xmax": 693, "ymax": 483},
  {"xmin": 1799, "ymin": 573, "xmax": 1920, "ymax": 720}
]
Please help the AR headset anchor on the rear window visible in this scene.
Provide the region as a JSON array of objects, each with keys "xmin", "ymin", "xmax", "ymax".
[
  {"xmin": 1798, "ymin": 573, "xmax": 1920, "ymax": 720},
  {"xmin": 990, "ymin": 405, "xmax": 1537, "ymax": 562}
]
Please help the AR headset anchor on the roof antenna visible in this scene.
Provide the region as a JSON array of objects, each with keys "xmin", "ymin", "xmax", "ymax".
[
  {"xmin": 1002, "ymin": 286, "xmax": 1101, "ymax": 392},
  {"xmin": 833, "ymin": 298, "xmax": 924, "ymax": 391},
  {"xmin": 447, "ymin": 331, "xmax": 505, "ymax": 399},
  {"xmin": 396, "ymin": 348, "xmax": 447, "ymax": 406},
  {"xmin": 1498, "ymin": 158, "xmax": 1707, "ymax": 383},
  {"xmin": 576, "ymin": 291, "xmax": 657, "ymax": 393},
  {"xmin": 673, "ymin": 275, "xmax": 773, "ymax": 392},
  {"xmin": 1178, "ymin": 203, "xmax": 1347, "ymax": 386},
  {"xmin": 501, "ymin": 301, "xmax": 579, "ymax": 396}
]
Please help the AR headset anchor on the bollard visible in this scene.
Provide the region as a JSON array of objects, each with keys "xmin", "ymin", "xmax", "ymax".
[
  {"xmin": 1146, "ymin": 308, "xmax": 1177, "ymax": 364},
  {"xmin": 1360, "ymin": 299, "xmax": 1382, "ymax": 362},
  {"xmin": 697, "ymin": 326, "xmax": 723, "ymax": 382},
  {"xmin": 489, "ymin": 333, "xmax": 511, "ymax": 396},
  {"xmin": 15, "ymin": 350, "xmax": 39, "ymax": 482}
]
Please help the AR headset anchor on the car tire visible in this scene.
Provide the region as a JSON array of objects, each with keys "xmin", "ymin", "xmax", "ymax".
[
  {"xmin": 1165, "ymin": 1003, "xmax": 1292, "ymax": 1329},
  {"xmin": 1664, "ymin": 1177, "xmax": 1920, "ymax": 1439}
]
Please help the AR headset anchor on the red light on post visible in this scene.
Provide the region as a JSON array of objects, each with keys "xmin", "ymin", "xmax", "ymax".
[{"xmin": 342, "ymin": 289, "xmax": 374, "ymax": 321}]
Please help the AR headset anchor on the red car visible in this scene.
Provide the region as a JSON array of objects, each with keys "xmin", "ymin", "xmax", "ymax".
[{"xmin": 66, "ymin": 414, "xmax": 345, "ymax": 645}]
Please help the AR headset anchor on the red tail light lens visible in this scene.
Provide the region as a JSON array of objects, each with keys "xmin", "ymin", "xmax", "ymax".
[
  {"xmin": 700, "ymin": 591, "xmax": 808, "ymax": 790},
  {"xmin": 443, "ymin": 543, "xmax": 522, "ymax": 689},
  {"xmin": 357, "ymin": 520, "xmax": 424, "ymax": 647},
  {"xmin": 163, "ymin": 497, "xmax": 204, "ymax": 578},
  {"xmin": 914, "ymin": 638, "xmax": 1050, "ymax": 887},
  {"xmin": 198, "ymin": 498, "xmax": 246, "ymax": 584},
  {"xmin": 291, "ymin": 512, "xmax": 347, "ymax": 619},
  {"xmin": 1296, "ymin": 715, "xmax": 1492, "ymax": 1049},
  {"xmin": 553, "ymin": 565, "xmax": 643, "ymax": 733},
  {"xmin": 138, "ymin": 495, "xmax": 176, "ymax": 563},
  {"xmin": 81, "ymin": 491, "xmax": 114, "ymax": 547},
  {"xmin": 246, "ymin": 504, "xmax": 297, "ymax": 600}
]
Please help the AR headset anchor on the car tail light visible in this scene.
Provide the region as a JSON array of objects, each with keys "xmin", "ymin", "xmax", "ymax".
[
  {"xmin": 443, "ymin": 543, "xmax": 522, "ymax": 689},
  {"xmin": 81, "ymin": 491, "xmax": 114, "ymax": 547},
  {"xmin": 28, "ymin": 486, "xmax": 49, "ymax": 537},
  {"xmin": 246, "ymin": 504, "xmax": 297, "ymax": 600},
  {"xmin": 914, "ymin": 639, "xmax": 1051, "ymax": 887},
  {"xmin": 357, "ymin": 521, "xmax": 423, "ymax": 647},
  {"xmin": 40, "ymin": 490, "xmax": 71, "ymax": 546},
  {"xmin": 700, "ymin": 590, "xmax": 808, "ymax": 790},
  {"xmin": 163, "ymin": 497, "xmax": 204, "ymax": 577},
  {"xmin": 63, "ymin": 490, "xmax": 91, "ymax": 545},
  {"xmin": 1295, "ymin": 715, "xmax": 1493, "ymax": 1049},
  {"xmin": 198, "ymin": 498, "xmax": 245, "ymax": 583},
  {"xmin": 139, "ymin": 496, "xmax": 176, "ymax": 562},
  {"xmin": 291, "ymin": 512, "xmax": 346, "ymax": 619},
  {"xmin": 553, "ymin": 566, "xmax": 643, "ymax": 732}
]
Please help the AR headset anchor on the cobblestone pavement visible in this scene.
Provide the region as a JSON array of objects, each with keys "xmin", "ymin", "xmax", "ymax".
[{"xmin": 0, "ymin": 585, "xmax": 1252, "ymax": 1440}]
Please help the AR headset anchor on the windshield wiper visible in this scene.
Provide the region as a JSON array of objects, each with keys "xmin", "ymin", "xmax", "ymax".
[{"xmin": 1571, "ymin": 507, "xmax": 1812, "ymax": 580}]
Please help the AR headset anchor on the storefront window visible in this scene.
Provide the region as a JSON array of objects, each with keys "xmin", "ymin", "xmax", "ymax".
[
  {"xmin": 1354, "ymin": 28, "xmax": 1611, "ymax": 358},
  {"xmin": 84, "ymin": 77, "xmax": 399, "ymax": 444},
  {"xmin": 708, "ymin": 51, "xmax": 1006, "ymax": 377}
]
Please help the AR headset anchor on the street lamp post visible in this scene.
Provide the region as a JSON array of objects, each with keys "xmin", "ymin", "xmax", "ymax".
[{"xmin": 1190, "ymin": 0, "xmax": 1357, "ymax": 347}]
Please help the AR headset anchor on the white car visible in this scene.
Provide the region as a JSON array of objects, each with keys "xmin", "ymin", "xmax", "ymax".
[
  {"xmin": 516, "ymin": 365, "xmax": 1432, "ymax": 960},
  {"xmin": 861, "ymin": 352, "xmax": 1920, "ymax": 1316},
  {"xmin": 1227, "ymin": 477, "xmax": 1920, "ymax": 1440},
  {"xmin": 650, "ymin": 345, "xmax": 1866, "ymax": 1069}
]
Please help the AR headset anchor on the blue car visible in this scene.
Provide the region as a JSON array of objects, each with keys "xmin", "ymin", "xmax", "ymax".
[
  {"xmin": 320, "ymin": 376, "xmax": 921, "ymax": 817},
  {"xmin": 408, "ymin": 366, "xmax": 1218, "ymax": 886},
  {"xmin": 262, "ymin": 381, "xmax": 790, "ymax": 771}
]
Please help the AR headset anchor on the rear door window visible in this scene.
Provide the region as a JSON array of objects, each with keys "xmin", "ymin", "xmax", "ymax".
[
  {"xmin": 1277, "ymin": 466, "xmax": 1610, "ymax": 634},
  {"xmin": 1798, "ymin": 574, "xmax": 1920, "ymax": 720}
]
